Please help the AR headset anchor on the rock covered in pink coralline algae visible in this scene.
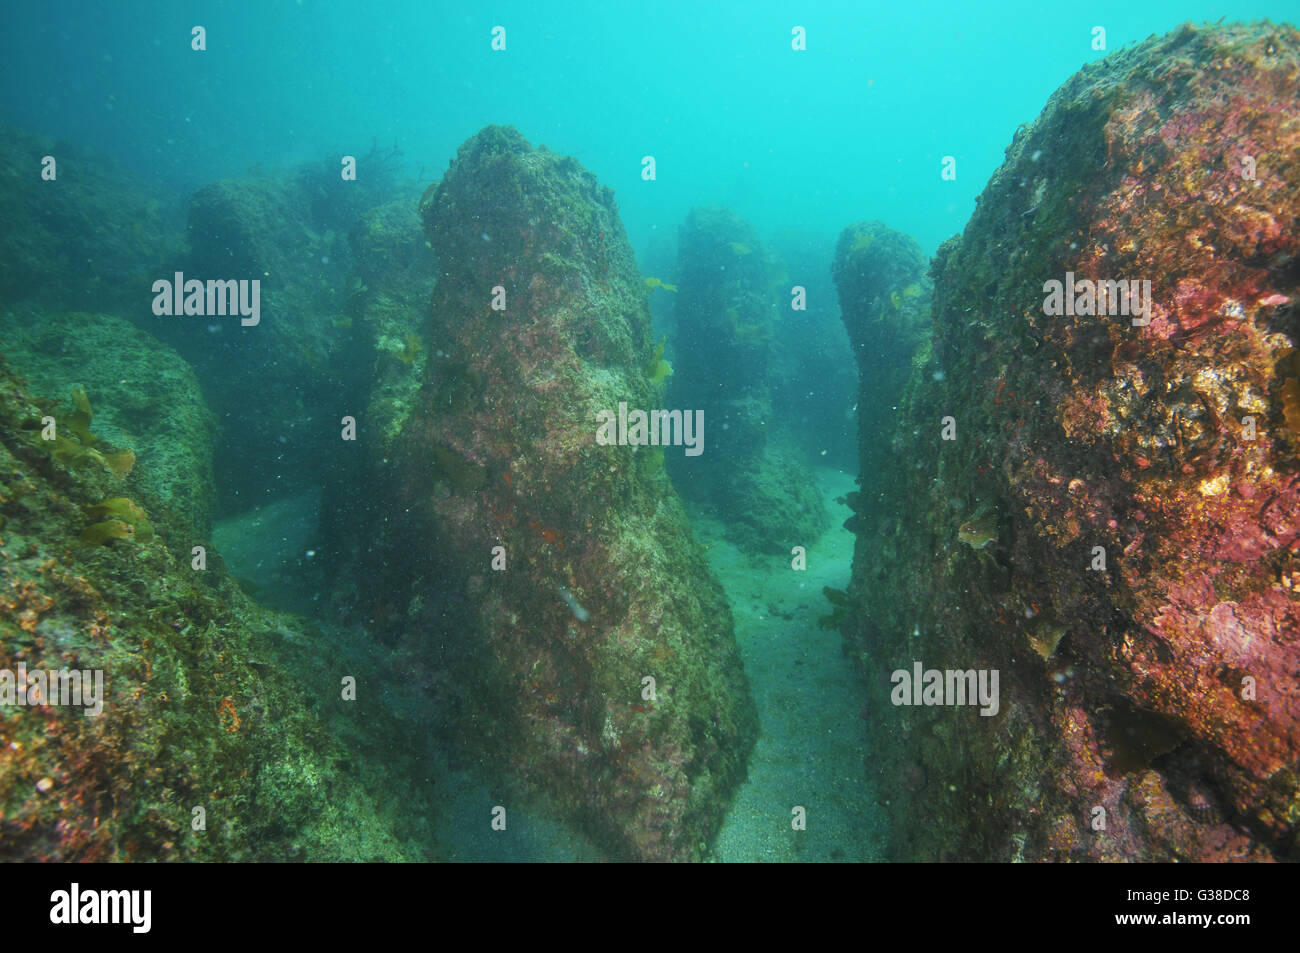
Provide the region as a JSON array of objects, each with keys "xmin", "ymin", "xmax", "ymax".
[
  {"xmin": 381, "ymin": 126, "xmax": 756, "ymax": 860},
  {"xmin": 842, "ymin": 22, "xmax": 1300, "ymax": 861}
]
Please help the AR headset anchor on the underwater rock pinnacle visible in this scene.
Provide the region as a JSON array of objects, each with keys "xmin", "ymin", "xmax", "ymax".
[{"xmin": 382, "ymin": 126, "xmax": 757, "ymax": 861}]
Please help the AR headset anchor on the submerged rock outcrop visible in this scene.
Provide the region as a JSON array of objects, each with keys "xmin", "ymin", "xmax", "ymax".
[
  {"xmin": 841, "ymin": 22, "xmax": 1300, "ymax": 861},
  {"xmin": 175, "ymin": 161, "xmax": 390, "ymax": 508},
  {"xmin": 0, "ymin": 121, "xmax": 185, "ymax": 314},
  {"xmin": 363, "ymin": 127, "xmax": 756, "ymax": 860},
  {"xmin": 0, "ymin": 310, "xmax": 218, "ymax": 547},
  {"xmin": 669, "ymin": 207, "xmax": 828, "ymax": 552},
  {"xmin": 769, "ymin": 233, "xmax": 858, "ymax": 471},
  {"xmin": 317, "ymin": 196, "xmax": 435, "ymax": 602},
  {"xmin": 0, "ymin": 128, "xmax": 421, "ymax": 515},
  {"xmin": 0, "ymin": 352, "xmax": 438, "ymax": 860},
  {"xmin": 834, "ymin": 222, "xmax": 933, "ymax": 489},
  {"xmin": 346, "ymin": 197, "xmax": 436, "ymax": 446}
]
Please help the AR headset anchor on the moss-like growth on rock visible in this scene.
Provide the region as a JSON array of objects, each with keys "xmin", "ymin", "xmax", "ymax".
[
  {"xmin": 358, "ymin": 126, "xmax": 757, "ymax": 860},
  {"xmin": 0, "ymin": 355, "xmax": 439, "ymax": 860},
  {"xmin": 668, "ymin": 207, "xmax": 828, "ymax": 551},
  {"xmin": 0, "ymin": 121, "xmax": 185, "ymax": 314},
  {"xmin": 0, "ymin": 311, "xmax": 217, "ymax": 547},
  {"xmin": 833, "ymin": 221, "xmax": 933, "ymax": 481}
]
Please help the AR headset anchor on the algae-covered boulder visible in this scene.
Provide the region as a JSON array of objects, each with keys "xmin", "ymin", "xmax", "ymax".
[
  {"xmin": 834, "ymin": 222, "xmax": 929, "ymax": 355},
  {"xmin": 173, "ymin": 164, "xmax": 374, "ymax": 509},
  {"xmin": 834, "ymin": 222, "xmax": 932, "ymax": 474},
  {"xmin": 316, "ymin": 196, "xmax": 436, "ymax": 604},
  {"xmin": 140, "ymin": 157, "xmax": 412, "ymax": 511},
  {"xmin": 184, "ymin": 154, "xmax": 405, "ymax": 293},
  {"xmin": 346, "ymin": 196, "xmax": 436, "ymax": 451},
  {"xmin": 0, "ymin": 357, "xmax": 436, "ymax": 861},
  {"xmin": 372, "ymin": 126, "xmax": 756, "ymax": 860},
  {"xmin": 0, "ymin": 121, "xmax": 185, "ymax": 314},
  {"xmin": 841, "ymin": 22, "xmax": 1300, "ymax": 861},
  {"xmin": 0, "ymin": 309, "xmax": 217, "ymax": 546},
  {"xmin": 669, "ymin": 206, "xmax": 828, "ymax": 552}
]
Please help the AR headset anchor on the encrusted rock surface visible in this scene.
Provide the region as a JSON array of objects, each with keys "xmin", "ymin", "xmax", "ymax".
[
  {"xmin": 841, "ymin": 22, "xmax": 1300, "ymax": 861},
  {"xmin": 0, "ymin": 310, "xmax": 217, "ymax": 547},
  {"xmin": 0, "ymin": 356, "xmax": 437, "ymax": 860},
  {"xmin": 366, "ymin": 127, "xmax": 757, "ymax": 860}
]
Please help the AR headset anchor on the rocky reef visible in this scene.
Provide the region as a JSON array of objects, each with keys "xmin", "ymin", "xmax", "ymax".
[
  {"xmin": 173, "ymin": 160, "xmax": 399, "ymax": 508},
  {"xmin": 0, "ymin": 121, "xmax": 185, "ymax": 315},
  {"xmin": 840, "ymin": 21, "xmax": 1300, "ymax": 861},
  {"xmin": 345, "ymin": 196, "xmax": 436, "ymax": 448},
  {"xmin": 0, "ymin": 349, "xmax": 439, "ymax": 860},
  {"xmin": 316, "ymin": 195, "xmax": 435, "ymax": 604},
  {"xmin": 669, "ymin": 206, "xmax": 828, "ymax": 552},
  {"xmin": 833, "ymin": 221, "xmax": 933, "ymax": 488},
  {"xmin": 0, "ymin": 125, "xmax": 420, "ymax": 516},
  {"xmin": 355, "ymin": 126, "xmax": 757, "ymax": 860},
  {"xmin": 0, "ymin": 310, "xmax": 218, "ymax": 547}
]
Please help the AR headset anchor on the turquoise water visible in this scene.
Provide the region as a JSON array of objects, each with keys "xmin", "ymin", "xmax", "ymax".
[
  {"xmin": 4, "ymin": 0, "xmax": 1294, "ymax": 258},
  {"xmin": 0, "ymin": 1, "xmax": 1295, "ymax": 864}
]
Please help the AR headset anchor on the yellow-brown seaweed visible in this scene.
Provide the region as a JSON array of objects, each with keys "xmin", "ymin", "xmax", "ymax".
[
  {"xmin": 1027, "ymin": 620, "xmax": 1068, "ymax": 659},
  {"xmin": 79, "ymin": 519, "xmax": 134, "ymax": 547},
  {"xmin": 49, "ymin": 436, "xmax": 91, "ymax": 467},
  {"xmin": 1279, "ymin": 346, "xmax": 1300, "ymax": 441},
  {"xmin": 85, "ymin": 497, "xmax": 146, "ymax": 522},
  {"xmin": 958, "ymin": 512, "xmax": 998, "ymax": 549},
  {"xmin": 1276, "ymin": 348, "xmax": 1300, "ymax": 440},
  {"xmin": 1281, "ymin": 379, "xmax": 1300, "ymax": 432},
  {"xmin": 1102, "ymin": 700, "xmax": 1188, "ymax": 775},
  {"xmin": 84, "ymin": 496, "xmax": 152, "ymax": 540},
  {"xmin": 647, "ymin": 338, "xmax": 673, "ymax": 384},
  {"xmin": 67, "ymin": 387, "xmax": 98, "ymax": 446},
  {"xmin": 397, "ymin": 331, "xmax": 424, "ymax": 366},
  {"xmin": 98, "ymin": 448, "xmax": 136, "ymax": 478},
  {"xmin": 43, "ymin": 389, "xmax": 136, "ymax": 478}
]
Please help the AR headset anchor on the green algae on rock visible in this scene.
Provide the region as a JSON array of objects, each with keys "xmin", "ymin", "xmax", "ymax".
[
  {"xmin": 367, "ymin": 126, "xmax": 757, "ymax": 861},
  {"xmin": 0, "ymin": 310, "xmax": 218, "ymax": 548},
  {"xmin": 347, "ymin": 196, "xmax": 437, "ymax": 451},
  {"xmin": 0, "ymin": 121, "xmax": 185, "ymax": 315},
  {"xmin": 833, "ymin": 221, "xmax": 933, "ymax": 482},
  {"xmin": 0, "ymin": 356, "xmax": 439, "ymax": 861},
  {"xmin": 669, "ymin": 206, "xmax": 828, "ymax": 552}
]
